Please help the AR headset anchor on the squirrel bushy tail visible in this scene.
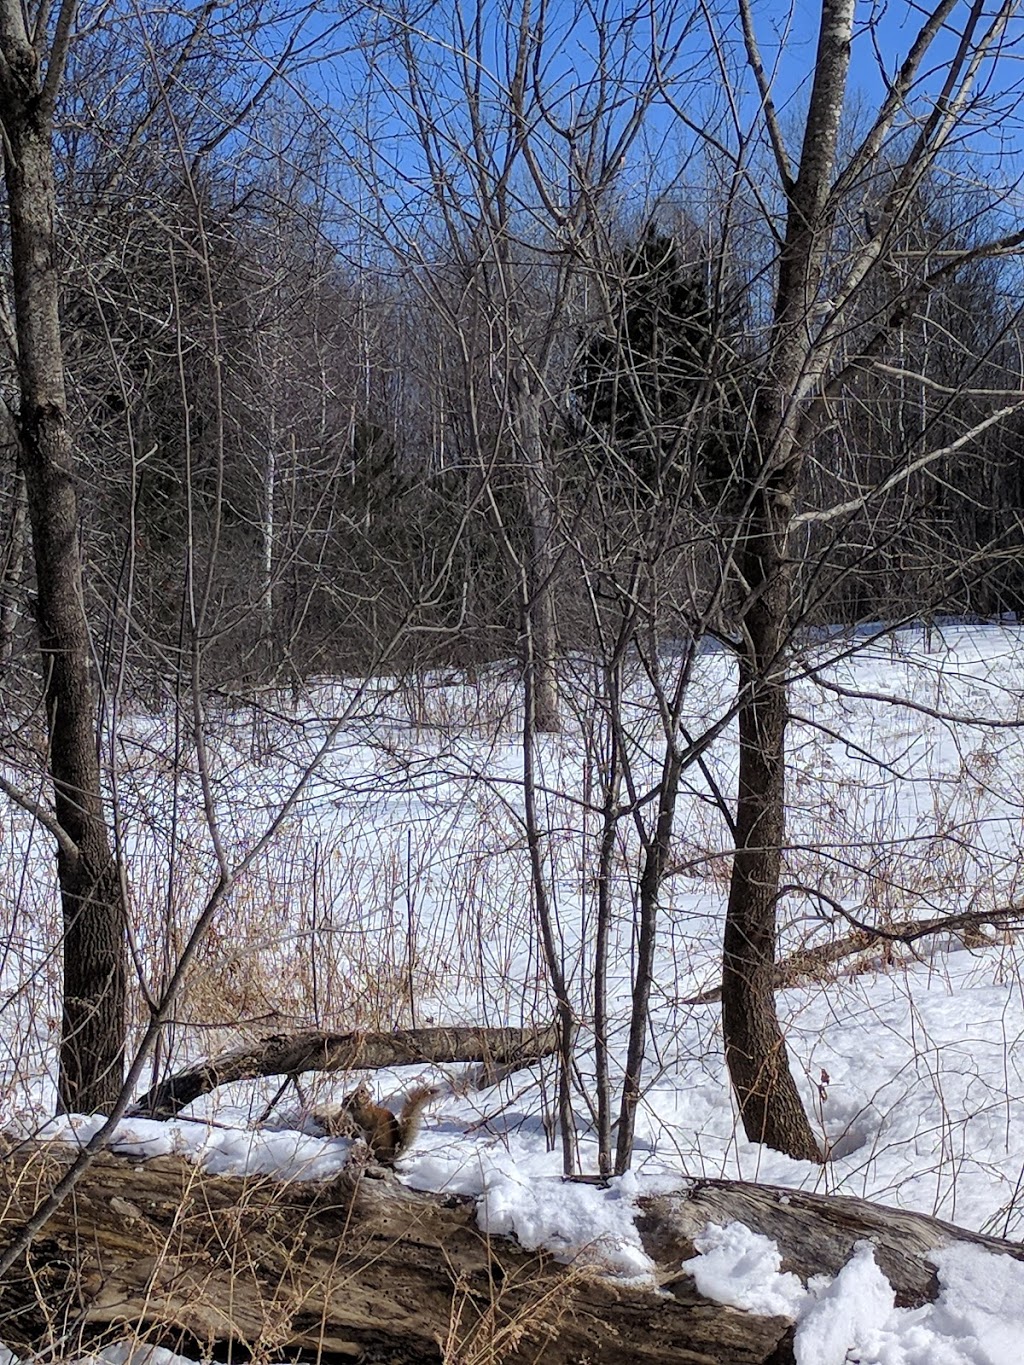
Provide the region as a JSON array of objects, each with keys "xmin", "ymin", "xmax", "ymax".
[{"xmin": 317, "ymin": 1081, "xmax": 436, "ymax": 1164}]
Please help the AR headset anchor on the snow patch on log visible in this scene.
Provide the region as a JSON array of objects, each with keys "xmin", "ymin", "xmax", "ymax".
[{"xmin": 686, "ymin": 1222, "xmax": 1024, "ymax": 1364}]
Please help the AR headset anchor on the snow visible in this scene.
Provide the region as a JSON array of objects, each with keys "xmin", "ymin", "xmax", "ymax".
[
  {"xmin": 6, "ymin": 623, "xmax": 1024, "ymax": 1360},
  {"xmin": 475, "ymin": 1164, "xmax": 655, "ymax": 1278},
  {"xmin": 791, "ymin": 1242, "xmax": 896, "ymax": 1364},
  {"xmin": 685, "ymin": 1226, "xmax": 1024, "ymax": 1363},
  {"xmin": 689, "ymin": 1221, "xmax": 808, "ymax": 1317},
  {"xmin": 44, "ymin": 1112, "xmax": 351, "ymax": 1181},
  {"xmin": 79, "ymin": 1348, "xmax": 198, "ymax": 1365}
]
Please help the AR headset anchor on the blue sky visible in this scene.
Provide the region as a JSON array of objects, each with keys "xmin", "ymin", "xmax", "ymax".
[{"xmin": 263, "ymin": 0, "xmax": 1024, "ymax": 252}]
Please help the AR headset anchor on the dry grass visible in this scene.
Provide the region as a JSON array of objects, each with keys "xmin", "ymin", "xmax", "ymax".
[
  {"xmin": 3, "ymin": 640, "xmax": 1024, "ymax": 1248},
  {"xmin": 0, "ymin": 1132, "xmax": 593, "ymax": 1365},
  {"xmin": 439, "ymin": 1256, "xmax": 584, "ymax": 1365}
]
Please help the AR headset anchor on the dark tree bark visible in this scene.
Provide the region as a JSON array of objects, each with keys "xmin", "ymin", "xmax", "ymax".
[
  {"xmin": 0, "ymin": 3, "xmax": 126, "ymax": 1114},
  {"xmin": 723, "ymin": 646, "xmax": 822, "ymax": 1162},
  {"xmin": 721, "ymin": 0, "xmax": 855, "ymax": 1163},
  {"xmin": 721, "ymin": 0, "xmax": 1021, "ymax": 1161}
]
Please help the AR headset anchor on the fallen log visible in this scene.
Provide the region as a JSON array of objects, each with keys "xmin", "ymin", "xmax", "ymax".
[
  {"xmin": 131, "ymin": 1022, "xmax": 559, "ymax": 1118},
  {"xmin": 684, "ymin": 906, "xmax": 1021, "ymax": 1006},
  {"xmin": 1, "ymin": 1138, "xmax": 1020, "ymax": 1365}
]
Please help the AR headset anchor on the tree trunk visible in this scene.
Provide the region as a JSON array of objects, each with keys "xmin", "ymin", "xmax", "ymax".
[
  {"xmin": 0, "ymin": 466, "xmax": 26, "ymax": 664},
  {"xmin": 0, "ymin": 22, "xmax": 127, "ymax": 1115},
  {"xmin": 518, "ymin": 387, "xmax": 560, "ymax": 732},
  {"xmin": 130, "ymin": 1021, "xmax": 561, "ymax": 1119},
  {"xmin": 689, "ymin": 905, "xmax": 1022, "ymax": 1005},
  {"xmin": 722, "ymin": 445, "xmax": 824, "ymax": 1162},
  {"xmin": 723, "ymin": 629, "xmax": 822, "ymax": 1163},
  {"xmin": 3, "ymin": 1143, "xmax": 1019, "ymax": 1365},
  {"xmin": 721, "ymin": 0, "xmax": 854, "ymax": 1163},
  {"xmin": 615, "ymin": 748, "xmax": 682, "ymax": 1173}
]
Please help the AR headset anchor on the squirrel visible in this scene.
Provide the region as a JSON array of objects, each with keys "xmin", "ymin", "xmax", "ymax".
[{"xmin": 316, "ymin": 1081, "xmax": 436, "ymax": 1164}]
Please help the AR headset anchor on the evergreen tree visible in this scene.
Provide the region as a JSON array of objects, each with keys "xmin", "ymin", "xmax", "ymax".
[{"xmin": 579, "ymin": 227, "xmax": 740, "ymax": 502}]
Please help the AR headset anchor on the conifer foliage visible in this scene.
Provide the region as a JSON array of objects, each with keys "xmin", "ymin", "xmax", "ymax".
[{"xmin": 579, "ymin": 227, "xmax": 740, "ymax": 504}]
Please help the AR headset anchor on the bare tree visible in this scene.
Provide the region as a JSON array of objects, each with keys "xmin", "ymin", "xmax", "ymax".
[
  {"xmin": 718, "ymin": 0, "xmax": 1024, "ymax": 1159},
  {"xmin": 0, "ymin": 0, "xmax": 348, "ymax": 1111},
  {"xmin": 287, "ymin": 0, "xmax": 1024, "ymax": 1176},
  {"xmin": 0, "ymin": 0, "xmax": 128, "ymax": 1113},
  {"xmin": 4, "ymin": 0, "xmax": 1021, "ymax": 1185}
]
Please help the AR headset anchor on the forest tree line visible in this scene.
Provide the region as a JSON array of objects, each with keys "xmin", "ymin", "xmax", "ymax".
[
  {"xmin": 2, "ymin": 0, "xmax": 1024, "ymax": 1165},
  {"xmin": 2, "ymin": 6, "xmax": 1021, "ymax": 700}
]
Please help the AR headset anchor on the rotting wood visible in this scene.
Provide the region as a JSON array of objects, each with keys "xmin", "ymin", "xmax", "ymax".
[
  {"xmin": 130, "ymin": 1022, "xmax": 560, "ymax": 1119},
  {"xmin": 1, "ymin": 1142, "xmax": 1021, "ymax": 1365}
]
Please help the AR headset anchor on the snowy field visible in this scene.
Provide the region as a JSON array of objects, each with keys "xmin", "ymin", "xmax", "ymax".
[{"xmin": 5, "ymin": 623, "xmax": 1024, "ymax": 1363}]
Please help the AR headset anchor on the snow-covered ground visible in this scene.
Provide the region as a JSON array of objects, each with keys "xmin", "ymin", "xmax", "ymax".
[{"xmin": 6, "ymin": 623, "xmax": 1024, "ymax": 1363}]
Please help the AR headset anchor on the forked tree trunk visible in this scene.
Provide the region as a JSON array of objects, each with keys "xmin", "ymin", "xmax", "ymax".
[
  {"xmin": 0, "ymin": 13, "xmax": 127, "ymax": 1114},
  {"xmin": 721, "ymin": 0, "xmax": 853, "ymax": 1163}
]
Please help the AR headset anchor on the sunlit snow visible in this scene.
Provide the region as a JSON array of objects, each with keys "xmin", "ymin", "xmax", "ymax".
[{"xmin": 7, "ymin": 623, "xmax": 1024, "ymax": 1361}]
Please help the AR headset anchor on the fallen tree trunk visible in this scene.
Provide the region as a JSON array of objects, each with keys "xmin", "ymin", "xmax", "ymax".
[
  {"xmin": 1, "ymin": 1139, "xmax": 1020, "ymax": 1365},
  {"xmin": 684, "ymin": 907, "xmax": 1021, "ymax": 1006},
  {"xmin": 131, "ymin": 1022, "xmax": 559, "ymax": 1118}
]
